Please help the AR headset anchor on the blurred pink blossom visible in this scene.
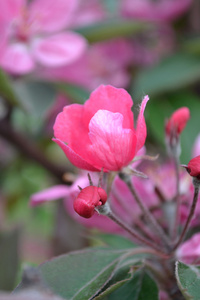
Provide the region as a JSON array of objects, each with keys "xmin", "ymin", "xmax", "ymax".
[
  {"xmin": 70, "ymin": 0, "xmax": 106, "ymax": 28},
  {"xmin": 120, "ymin": 0, "xmax": 192, "ymax": 22},
  {"xmin": 176, "ymin": 232, "xmax": 200, "ymax": 264},
  {"xmin": 192, "ymin": 134, "xmax": 200, "ymax": 158},
  {"xmin": 130, "ymin": 25, "xmax": 175, "ymax": 67},
  {"xmin": 53, "ymin": 85, "xmax": 149, "ymax": 171},
  {"xmin": 0, "ymin": 0, "xmax": 87, "ymax": 74},
  {"xmin": 38, "ymin": 39, "xmax": 133, "ymax": 90}
]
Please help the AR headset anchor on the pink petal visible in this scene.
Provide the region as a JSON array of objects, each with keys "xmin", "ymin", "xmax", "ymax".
[
  {"xmin": 176, "ymin": 233, "xmax": 200, "ymax": 264},
  {"xmin": 52, "ymin": 138, "xmax": 99, "ymax": 171},
  {"xmin": 88, "ymin": 110, "xmax": 136, "ymax": 171},
  {"xmin": 83, "ymin": 85, "xmax": 134, "ymax": 130},
  {"xmin": 32, "ymin": 32, "xmax": 87, "ymax": 67},
  {"xmin": 30, "ymin": 185, "xmax": 70, "ymax": 207},
  {"xmin": 0, "ymin": 43, "xmax": 34, "ymax": 74},
  {"xmin": 0, "ymin": 0, "xmax": 24, "ymax": 23},
  {"xmin": 192, "ymin": 134, "xmax": 200, "ymax": 158},
  {"xmin": 135, "ymin": 95, "xmax": 149, "ymax": 153},
  {"xmin": 29, "ymin": 0, "xmax": 78, "ymax": 33},
  {"xmin": 53, "ymin": 103, "xmax": 91, "ymax": 154}
]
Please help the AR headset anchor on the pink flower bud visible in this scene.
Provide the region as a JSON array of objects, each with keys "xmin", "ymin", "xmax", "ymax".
[
  {"xmin": 165, "ymin": 107, "xmax": 190, "ymax": 136},
  {"xmin": 185, "ymin": 155, "xmax": 200, "ymax": 179},
  {"xmin": 73, "ymin": 186, "xmax": 107, "ymax": 218}
]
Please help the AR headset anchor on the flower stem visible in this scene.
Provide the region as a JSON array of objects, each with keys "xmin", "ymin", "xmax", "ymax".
[
  {"xmin": 172, "ymin": 157, "xmax": 180, "ymax": 240},
  {"xmin": 119, "ymin": 173, "xmax": 172, "ymax": 251},
  {"xmin": 97, "ymin": 203, "xmax": 167, "ymax": 254},
  {"xmin": 173, "ymin": 180, "xmax": 200, "ymax": 251}
]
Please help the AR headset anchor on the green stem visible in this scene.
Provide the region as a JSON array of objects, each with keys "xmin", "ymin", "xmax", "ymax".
[
  {"xmin": 119, "ymin": 173, "xmax": 172, "ymax": 251},
  {"xmin": 173, "ymin": 181, "xmax": 200, "ymax": 251}
]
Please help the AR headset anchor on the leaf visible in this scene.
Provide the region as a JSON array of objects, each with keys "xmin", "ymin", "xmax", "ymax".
[
  {"xmin": 176, "ymin": 261, "xmax": 200, "ymax": 300},
  {"xmin": 182, "ymin": 37, "xmax": 200, "ymax": 56},
  {"xmin": 93, "ymin": 233, "xmax": 137, "ymax": 249},
  {"xmin": 75, "ymin": 19, "xmax": 151, "ymax": 43},
  {"xmin": 0, "ymin": 68, "xmax": 22, "ymax": 107},
  {"xmin": 93, "ymin": 263, "xmax": 134, "ymax": 299},
  {"xmin": 100, "ymin": 267, "xmax": 158, "ymax": 300},
  {"xmin": 38, "ymin": 248, "xmax": 126, "ymax": 300},
  {"xmin": 132, "ymin": 53, "xmax": 200, "ymax": 100},
  {"xmin": 55, "ymin": 82, "xmax": 90, "ymax": 104}
]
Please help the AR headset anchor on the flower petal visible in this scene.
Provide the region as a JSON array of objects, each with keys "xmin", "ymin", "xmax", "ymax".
[
  {"xmin": 30, "ymin": 185, "xmax": 70, "ymax": 207},
  {"xmin": 53, "ymin": 103, "xmax": 91, "ymax": 154},
  {"xmin": 32, "ymin": 32, "xmax": 87, "ymax": 67},
  {"xmin": 29, "ymin": 0, "xmax": 78, "ymax": 33},
  {"xmin": 135, "ymin": 95, "xmax": 149, "ymax": 153},
  {"xmin": 0, "ymin": 0, "xmax": 24, "ymax": 23},
  {"xmin": 88, "ymin": 110, "xmax": 136, "ymax": 171},
  {"xmin": 53, "ymin": 138, "xmax": 99, "ymax": 171},
  {"xmin": 83, "ymin": 85, "xmax": 134, "ymax": 130},
  {"xmin": 0, "ymin": 43, "xmax": 34, "ymax": 74},
  {"xmin": 192, "ymin": 134, "xmax": 200, "ymax": 159}
]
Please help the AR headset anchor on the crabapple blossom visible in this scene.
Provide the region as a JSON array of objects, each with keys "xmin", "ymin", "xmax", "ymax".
[
  {"xmin": 38, "ymin": 39, "xmax": 133, "ymax": 90},
  {"xmin": 0, "ymin": 0, "xmax": 87, "ymax": 74},
  {"xmin": 53, "ymin": 85, "xmax": 149, "ymax": 172}
]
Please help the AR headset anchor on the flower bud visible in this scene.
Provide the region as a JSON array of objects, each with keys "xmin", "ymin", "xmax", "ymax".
[
  {"xmin": 165, "ymin": 107, "xmax": 190, "ymax": 136},
  {"xmin": 73, "ymin": 186, "xmax": 107, "ymax": 218},
  {"xmin": 165, "ymin": 107, "xmax": 190, "ymax": 158},
  {"xmin": 184, "ymin": 155, "xmax": 200, "ymax": 179}
]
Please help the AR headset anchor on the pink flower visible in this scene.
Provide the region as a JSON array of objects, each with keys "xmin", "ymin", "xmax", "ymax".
[
  {"xmin": 176, "ymin": 233, "xmax": 200, "ymax": 264},
  {"xmin": 120, "ymin": 0, "xmax": 192, "ymax": 22},
  {"xmin": 38, "ymin": 38, "xmax": 133, "ymax": 90},
  {"xmin": 165, "ymin": 107, "xmax": 190, "ymax": 137},
  {"xmin": 0, "ymin": 0, "xmax": 87, "ymax": 74},
  {"xmin": 73, "ymin": 186, "xmax": 107, "ymax": 218},
  {"xmin": 53, "ymin": 85, "xmax": 149, "ymax": 172}
]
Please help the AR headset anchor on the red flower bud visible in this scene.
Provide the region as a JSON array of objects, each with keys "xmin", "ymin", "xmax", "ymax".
[
  {"xmin": 185, "ymin": 155, "xmax": 200, "ymax": 179},
  {"xmin": 165, "ymin": 107, "xmax": 190, "ymax": 136},
  {"xmin": 73, "ymin": 186, "xmax": 107, "ymax": 218}
]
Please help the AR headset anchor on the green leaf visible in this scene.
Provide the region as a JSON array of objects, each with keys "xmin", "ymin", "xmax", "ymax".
[
  {"xmin": 100, "ymin": 267, "xmax": 158, "ymax": 300},
  {"xmin": 93, "ymin": 233, "xmax": 137, "ymax": 249},
  {"xmin": 94, "ymin": 263, "xmax": 135, "ymax": 299},
  {"xmin": 133, "ymin": 53, "xmax": 200, "ymax": 100},
  {"xmin": 75, "ymin": 19, "xmax": 151, "ymax": 43},
  {"xmin": 176, "ymin": 261, "xmax": 200, "ymax": 300},
  {"xmin": 182, "ymin": 37, "xmax": 200, "ymax": 56},
  {"xmin": 39, "ymin": 248, "xmax": 126, "ymax": 300},
  {"xmin": 0, "ymin": 68, "xmax": 22, "ymax": 107},
  {"xmin": 55, "ymin": 82, "xmax": 90, "ymax": 104}
]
